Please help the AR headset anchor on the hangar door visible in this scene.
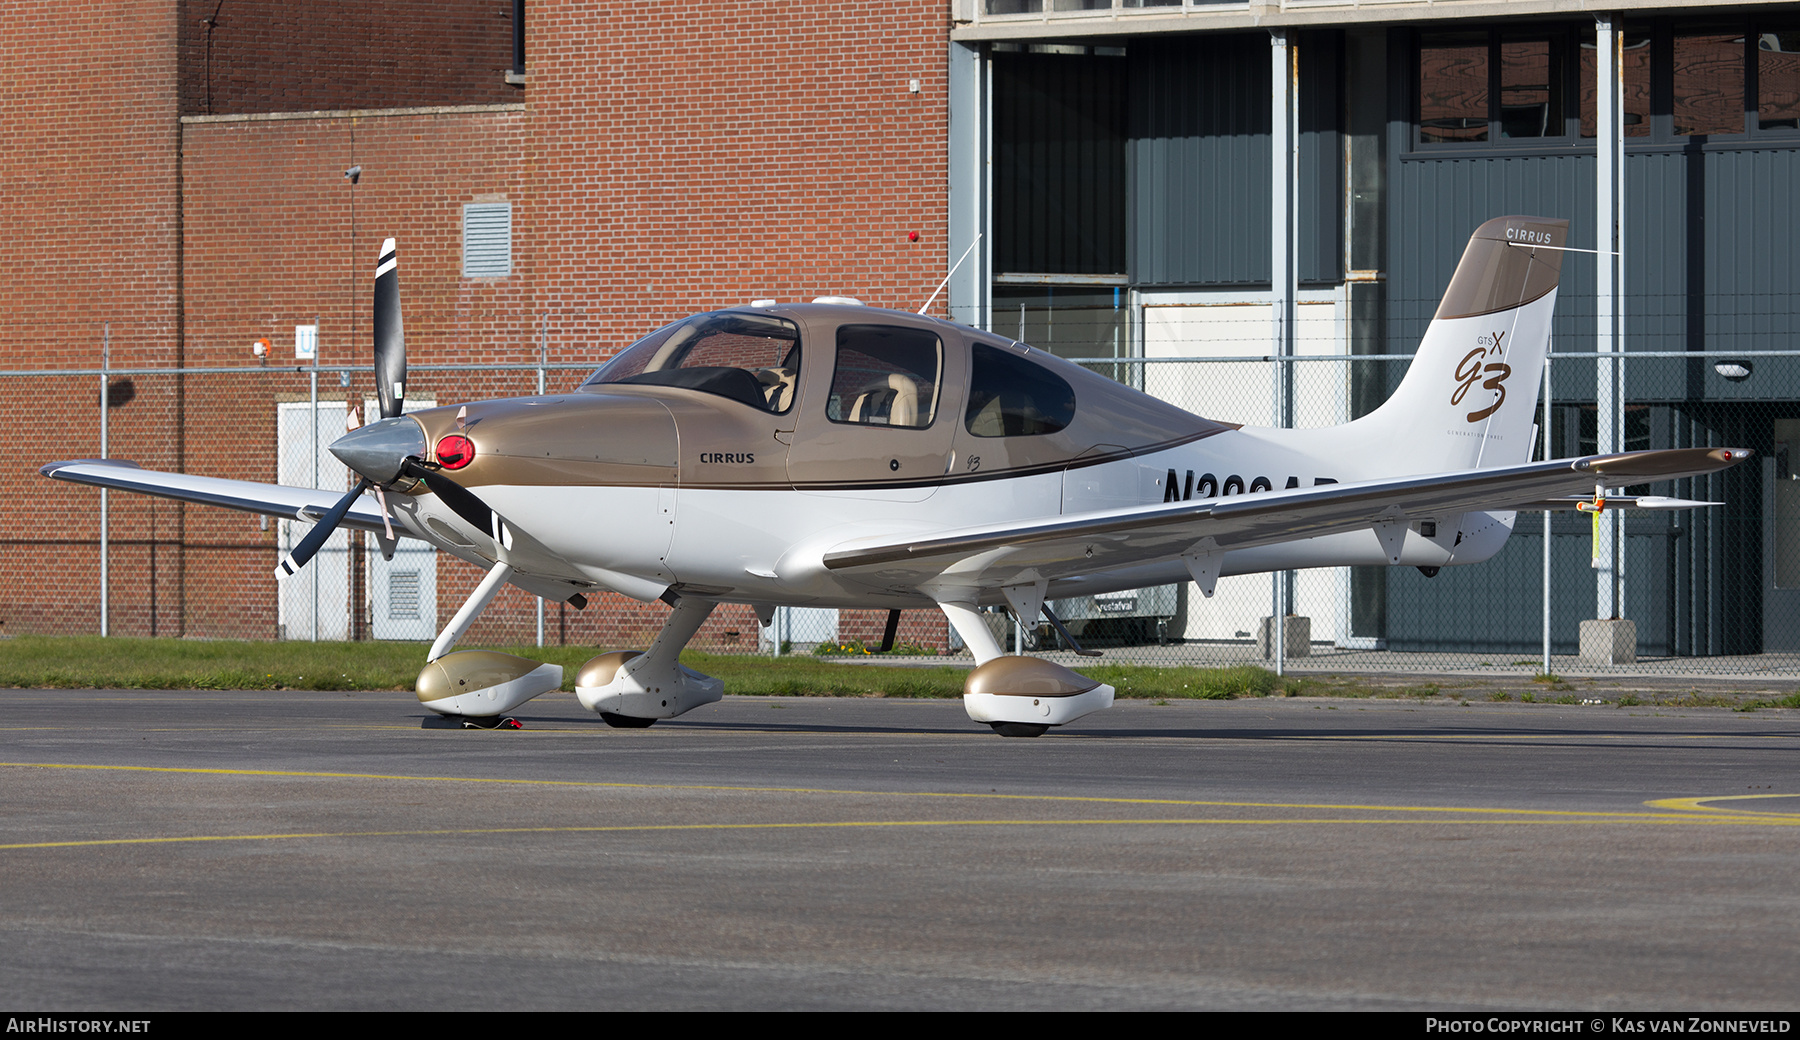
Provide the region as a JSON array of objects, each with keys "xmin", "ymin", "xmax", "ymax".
[{"xmin": 276, "ymin": 401, "xmax": 351, "ymax": 641}]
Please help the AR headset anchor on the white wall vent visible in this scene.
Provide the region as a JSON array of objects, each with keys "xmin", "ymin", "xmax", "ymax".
[{"xmin": 463, "ymin": 202, "xmax": 513, "ymax": 278}]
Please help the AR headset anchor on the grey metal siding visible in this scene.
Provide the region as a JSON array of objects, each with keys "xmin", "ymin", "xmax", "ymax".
[
  {"xmin": 1387, "ymin": 153, "xmax": 1599, "ymax": 363},
  {"xmin": 1127, "ymin": 36, "xmax": 1270, "ymax": 287},
  {"xmin": 1387, "ymin": 146, "xmax": 1800, "ymax": 402}
]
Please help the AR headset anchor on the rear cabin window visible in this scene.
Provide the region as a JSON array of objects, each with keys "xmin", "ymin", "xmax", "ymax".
[
  {"xmin": 583, "ymin": 312, "xmax": 801, "ymax": 413},
  {"xmin": 826, "ymin": 325, "xmax": 943, "ymax": 429},
  {"xmin": 964, "ymin": 342, "xmax": 1076, "ymax": 437}
]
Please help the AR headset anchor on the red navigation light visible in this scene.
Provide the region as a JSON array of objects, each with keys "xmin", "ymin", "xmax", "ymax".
[{"xmin": 436, "ymin": 434, "xmax": 475, "ymax": 470}]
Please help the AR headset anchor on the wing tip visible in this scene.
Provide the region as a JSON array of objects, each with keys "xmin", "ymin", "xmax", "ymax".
[
  {"xmin": 40, "ymin": 459, "xmax": 143, "ymax": 478},
  {"xmin": 1576, "ymin": 447, "xmax": 1754, "ymax": 479}
]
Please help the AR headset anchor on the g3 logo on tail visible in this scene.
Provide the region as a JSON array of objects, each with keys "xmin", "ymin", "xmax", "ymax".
[{"xmin": 1453, "ymin": 330, "xmax": 1511, "ymax": 423}]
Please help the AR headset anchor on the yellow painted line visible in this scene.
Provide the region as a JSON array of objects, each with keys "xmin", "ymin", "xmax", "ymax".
[
  {"xmin": 5, "ymin": 761, "xmax": 1800, "ymax": 826},
  {"xmin": 4, "ymin": 813, "xmax": 1794, "ymax": 853},
  {"xmin": 1307, "ymin": 733, "xmax": 1798, "ymax": 741},
  {"xmin": 1645, "ymin": 794, "xmax": 1800, "ymax": 818}
]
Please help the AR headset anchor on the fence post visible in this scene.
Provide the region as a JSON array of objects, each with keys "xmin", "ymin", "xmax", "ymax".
[
  {"xmin": 100, "ymin": 322, "xmax": 109, "ymax": 637},
  {"xmin": 536, "ymin": 317, "xmax": 547, "ymax": 648},
  {"xmin": 310, "ymin": 339, "xmax": 319, "ymax": 643}
]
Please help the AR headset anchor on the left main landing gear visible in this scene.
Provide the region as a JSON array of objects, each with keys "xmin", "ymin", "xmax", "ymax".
[{"xmin": 935, "ymin": 595, "xmax": 1116, "ymax": 737}]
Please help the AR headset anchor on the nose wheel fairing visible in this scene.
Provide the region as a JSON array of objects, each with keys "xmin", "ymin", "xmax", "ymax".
[{"xmin": 416, "ymin": 650, "xmax": 563, "ymax": 717}]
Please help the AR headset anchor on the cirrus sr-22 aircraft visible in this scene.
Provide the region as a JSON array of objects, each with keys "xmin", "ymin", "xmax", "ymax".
[{"xmin": 43, "ymin": 216, "xmax": 1750, "ymax": 736}]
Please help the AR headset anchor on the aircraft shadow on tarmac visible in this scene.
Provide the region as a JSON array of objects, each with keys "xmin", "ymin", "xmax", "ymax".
[{"xmin": 415, "ymin": 710, "xmax": 1800, "ymax": 746}]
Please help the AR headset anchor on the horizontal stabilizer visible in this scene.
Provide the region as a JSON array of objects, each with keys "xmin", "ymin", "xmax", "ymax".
[{"xmin": 1519, "ymin": 495, "xmax": 1724, "ymax": 511}]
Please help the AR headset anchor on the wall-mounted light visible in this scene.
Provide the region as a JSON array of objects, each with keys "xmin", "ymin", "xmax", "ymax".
[{"xmin": 1715, "ymin": 360, "xmax": 1753, "ymax": 381}]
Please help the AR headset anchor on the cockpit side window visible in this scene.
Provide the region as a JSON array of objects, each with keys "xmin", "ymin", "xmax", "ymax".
[
  {"xmin": 826, "ymin": 325, "xmax": 943, "ymax": 429},
  {"xmin": 582, "ymin": 312, "xmax": 801, "ymax": 413},
  {"xmin": 964, "ymin": 342, "xmax": 1076, "ymax": 437}
]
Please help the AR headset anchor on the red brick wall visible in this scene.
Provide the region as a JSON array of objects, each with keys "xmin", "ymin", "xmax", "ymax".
[
  {"xmin": 512, "ymin": 0, "xmax": 954, "ymax": 654},
  {"xmin": 177, "ymin": 0, "xmax": 518, "ymax": 116},
  {"xmin": 526, "ymin": 1, "xmax": 954, "ymax": 341},
  {"xmin": 0, "ymin": 2, "xmax": 183, "ymax": 636}
]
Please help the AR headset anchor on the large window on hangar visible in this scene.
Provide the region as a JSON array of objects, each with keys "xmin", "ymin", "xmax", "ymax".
[
  {"xmin": 1415, "ymin": 17, "xmax": 1800, "ymax": 147},
  {"xmin": 990, "ymin": 42, "xmax": 1131, "ymax": 366}
]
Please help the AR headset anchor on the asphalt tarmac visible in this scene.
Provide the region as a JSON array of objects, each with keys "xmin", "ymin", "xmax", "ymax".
[{"xmin": 3, "ymin": 688, "xmax": 1799, "ymax": 1011}]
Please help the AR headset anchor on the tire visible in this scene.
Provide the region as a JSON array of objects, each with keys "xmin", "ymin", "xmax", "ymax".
[
  {"xmin": 988, "ymin": 721, "xmax": 1049, "ymax": 738},
  {"xmin": 599, "ymin": 712, "xmax": 657, "ymax": 729}
]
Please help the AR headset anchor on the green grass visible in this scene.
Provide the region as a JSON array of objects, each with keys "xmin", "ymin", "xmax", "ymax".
[
  {"xmin": 10, "ymin": 636, "xmax": 1791, "ymax": 709},
  {"xmin": 1735, "ymin": 692, "xmax": 1800, "ymax": 712},
  {"xmin": 0, "ymin": 636, "xmax": 1287, "ymax": 701}
]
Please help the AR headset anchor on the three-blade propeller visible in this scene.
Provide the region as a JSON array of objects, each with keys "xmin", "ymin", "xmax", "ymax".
[
  {"xmin": 373, "ymin": 238, "xmax": 406, "ymax": 423},
  {"xmin": 276, "ymin": 237, "xmax": 515, "ymax": 580}
]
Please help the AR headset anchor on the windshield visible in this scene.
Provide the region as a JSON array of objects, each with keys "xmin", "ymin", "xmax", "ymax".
[{"xmin": 583, "ymin": 312, "xmax": 802, "ymax": 414}]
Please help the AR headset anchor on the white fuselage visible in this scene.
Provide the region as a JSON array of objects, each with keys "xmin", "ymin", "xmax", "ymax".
[{"xmin": 426, "ymin": 425, "xmax": 1516, "ymax": 613}]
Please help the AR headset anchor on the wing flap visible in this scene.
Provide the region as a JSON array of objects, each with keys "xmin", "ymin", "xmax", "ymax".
[{"xmin": 41, "ymin": 459, "xmax": 402, "ymax": 536}]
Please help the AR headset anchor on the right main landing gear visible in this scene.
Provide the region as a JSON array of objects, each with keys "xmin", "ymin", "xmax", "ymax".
[{"xmin": 575, "ymin": 598, "xmax": 724, "ymax": 725}]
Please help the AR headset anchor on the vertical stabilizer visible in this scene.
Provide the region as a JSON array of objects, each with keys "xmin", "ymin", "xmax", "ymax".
[{"xmin": 1354, "ymin": 216, "xmax": 1568, "ymax": 473}]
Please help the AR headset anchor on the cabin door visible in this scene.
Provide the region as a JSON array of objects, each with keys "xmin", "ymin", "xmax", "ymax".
[{"xmin": 786, "ymin": 321, "xmax": 964, "ymax": 501}]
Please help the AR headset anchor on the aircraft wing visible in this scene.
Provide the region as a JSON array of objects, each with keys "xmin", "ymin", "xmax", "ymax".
[
  {"xmin": 40, "ymin": 459, "xmax": 404, "ymax": 535},
  {"xmin": 820, "ymin": 447, "xmax": 1750, "ymax": 586}
]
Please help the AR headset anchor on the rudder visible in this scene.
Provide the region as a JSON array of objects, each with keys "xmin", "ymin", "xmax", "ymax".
[{"xmin": 1353, "ymin": 216, "xmax": 1569, "ymax": 473}]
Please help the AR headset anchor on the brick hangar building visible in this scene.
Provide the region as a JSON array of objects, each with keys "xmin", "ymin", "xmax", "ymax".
[{"xmin": 3, "ymin": 1, "xmax": 954, "ymax": 650}]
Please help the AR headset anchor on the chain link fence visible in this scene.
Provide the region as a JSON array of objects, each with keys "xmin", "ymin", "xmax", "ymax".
[{"xmin": 6, "ymin": 313, "xmax": 1796, "ymax": 678}]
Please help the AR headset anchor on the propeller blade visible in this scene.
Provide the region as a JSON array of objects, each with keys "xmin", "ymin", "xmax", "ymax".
[
  {"xmin": 374, "ymin": 238, "xmax": 407, "ymax": 420},
  {"xmin": 401, "ymin": 460, "xmax": 511, "ymax": 550},
  {"xmin": 274, "ymin": 479, "xmax": 372, "ymax": 578}
]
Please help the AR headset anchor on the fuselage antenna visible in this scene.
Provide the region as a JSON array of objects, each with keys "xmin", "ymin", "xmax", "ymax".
[{"xmin": 917, "ymin": 233, "xmax": 983, "ymax": 316}]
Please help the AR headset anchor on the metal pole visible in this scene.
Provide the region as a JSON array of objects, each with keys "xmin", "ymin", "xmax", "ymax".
[
  {"xmin": 1270, "ymin": 29, "xmax": 1297, "ymax": 675},
  {"xmin": 1594, "ymin": 14, "xmax": 1621, "ymax": 619},
  {"xmin": 1543, "ymin": 350, "xmax": 1553, "ymax": 676},
  {"xmin": 100, "ymin": 322, "xmax": 109, "ymax": 637},
  {"xmin": 982, "ymin": 48, "xmax": 994, "ymax": 333},
  {"xmin": 1612, "ymin": 26, "xmax": 1628, "ymax": 622}
]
